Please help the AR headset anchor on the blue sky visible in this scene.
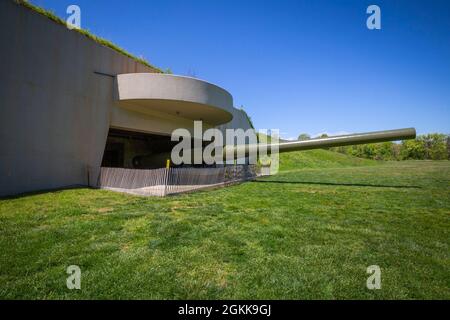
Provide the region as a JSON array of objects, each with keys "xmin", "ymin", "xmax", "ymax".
[{"xmin": 31, "ymin": 0, "xmax": 449, "ymax": 139}]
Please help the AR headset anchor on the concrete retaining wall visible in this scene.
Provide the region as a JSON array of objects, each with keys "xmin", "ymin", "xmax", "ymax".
[{"xmin": 0, "ymin": 1, "xmax": 160, "ymax": 196}]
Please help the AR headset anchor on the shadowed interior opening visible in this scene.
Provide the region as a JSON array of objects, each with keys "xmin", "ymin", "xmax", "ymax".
[{"xmin": 101, "ymin": 128, "xmax": 177, "ymax": 169}]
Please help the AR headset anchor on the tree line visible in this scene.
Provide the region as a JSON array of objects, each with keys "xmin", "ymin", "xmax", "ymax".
[{"xmin": 297, "ymin": 133, "xmax": 450, "ymax": 161}]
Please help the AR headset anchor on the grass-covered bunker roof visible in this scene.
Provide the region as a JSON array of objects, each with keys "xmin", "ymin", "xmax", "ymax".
[{"xmin": 14, "ymin": 0, "xmax": 165, "ymax": 73}]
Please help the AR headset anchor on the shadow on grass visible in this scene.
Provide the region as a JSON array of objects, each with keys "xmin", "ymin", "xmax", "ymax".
[
  {"xmin": 252, "ymin": 180, "xmax": 421, "ymax": 189},
  {"xmin": 0, "ymin": 185, "xmax": 87, "ymax": 200}
]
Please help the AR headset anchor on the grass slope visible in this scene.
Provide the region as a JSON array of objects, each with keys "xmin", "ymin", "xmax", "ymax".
[
  {"xmin": 0, "ymin": 152, "xmax": 449, "ymax": 299},
  {"xmin": 279, "ymin": 149, "xmax": 377, "ymax": 171}
]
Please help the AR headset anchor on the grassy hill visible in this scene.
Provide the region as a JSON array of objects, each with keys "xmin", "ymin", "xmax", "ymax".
[
  {"xmin": 256, "ymin": 131, "xmax": 379, "ymax": 171},
  {"xmin": 1, "ymin": 154, "xmax": 449, "ymax": 299},
  {"xmin": 278, "ymin": 149, "xmax": 378, "ymax": 171}
]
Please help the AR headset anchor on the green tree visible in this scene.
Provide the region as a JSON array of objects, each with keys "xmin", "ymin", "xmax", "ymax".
[
  {"xmin": 297, "ymin": 133, "xmax": 310, "ymax": 141},
  {"xmin": 392, "ymin": 143, "xmax": 402, "ymax": 160},
  {"xmin": 400, "ymin": 139, "xmax": 426, "ymax": 160},
  {"xmin": 329, "ymin": 133, "xmax": 449, "ymax": 161},
  {"xmin": 373, "ymin": 142, "xmax": 395, "ymax": 160},
  {"xmin": 447, "ymin": 135, "xmax": 450, "ymax": 160},
  {"xmin": 420, "ymin": 134, "xmax": 447, "ymax": 160}
]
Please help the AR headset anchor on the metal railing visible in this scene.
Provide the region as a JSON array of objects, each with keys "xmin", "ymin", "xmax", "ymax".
[{"xmin": 98, "ymin": 165, "xmax": 258, "ymax": 196}]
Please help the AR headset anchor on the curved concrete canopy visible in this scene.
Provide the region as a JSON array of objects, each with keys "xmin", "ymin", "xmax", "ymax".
[{"xmin": 115, "ymin": 73, "xmax": 234, "ymax": 125}]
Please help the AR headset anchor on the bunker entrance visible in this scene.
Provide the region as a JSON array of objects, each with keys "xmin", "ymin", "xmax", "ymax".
[{"xmin": 101, "ymin": 128, "xmax": 177, "ymax": 169}]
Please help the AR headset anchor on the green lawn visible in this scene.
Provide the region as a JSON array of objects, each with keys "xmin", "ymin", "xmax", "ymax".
[{"xmin": 0, "ymin": 150, "xmax": 449, "ymax": 299}]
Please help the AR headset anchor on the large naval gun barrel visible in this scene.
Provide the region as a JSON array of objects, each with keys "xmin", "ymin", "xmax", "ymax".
[
  {"xmin": 223, "ymin": 127, "xmax": 416, "ymax": 159},
  {"xmin": 132, "ymin": 127, "xmax": 416, "ymax": 167}
]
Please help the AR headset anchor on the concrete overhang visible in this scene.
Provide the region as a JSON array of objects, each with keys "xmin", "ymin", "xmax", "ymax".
[{"xmin": 115, "ymin": 73, "xmax": 234, "ymax": 125}]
